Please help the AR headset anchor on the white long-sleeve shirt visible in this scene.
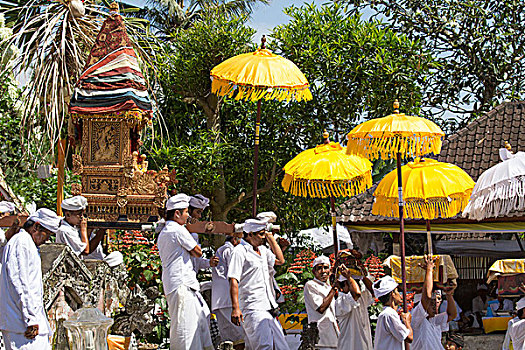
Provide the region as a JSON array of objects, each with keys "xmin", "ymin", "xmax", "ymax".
[
  {"xmin": 0, "ymin": 229, "xmax": 50, "ymax": 334},
  {"xmin": 509, "ymin": 317, "xmax": 525, "ymax": 350},
  {"xmin": 335, "ymin": 281, "xmax": 374, "ymax": 350},
  {"xmin": 503, "ymin": 316, "xmax": 519, "ymax": 350},
  {"xmin": 211, "ymin": 241, "xmax": 234, "ymax": 311},
  {"xmin": 56, "ymin": 220, "xmax": 105, "ymax": 260}
]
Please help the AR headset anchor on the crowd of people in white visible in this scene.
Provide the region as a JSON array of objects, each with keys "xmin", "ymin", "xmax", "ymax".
[{"xmin": 1, "ymin": 195, "xmax": 525, "ymax": 350}]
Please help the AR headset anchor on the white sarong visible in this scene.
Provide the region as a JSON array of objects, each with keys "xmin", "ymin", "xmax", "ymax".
[
  {"xmin": 215, "ymin": 307, "xmax": 245, "ymax": 345},
  {"xmin": 166, "ymin": 285, "xmax": 213, "ymax": 350},
  {"xmin": 242, "ymin": 310, "xmax": 289, "ymax": 350},
  {"xmin": 1, "ymin": 331, "xmax": 50, "ymax": 350}
]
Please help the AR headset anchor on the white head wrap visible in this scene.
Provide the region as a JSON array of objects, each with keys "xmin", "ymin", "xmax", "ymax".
[
  {"xmin": 477, "ymin": 283, "xmax": 488, "ymax": 291},
  {"xmin": 166, "ymin": 193, "xmax": 191, "ymax": 211},
  {"xmin": 61, "ymin": 195, "xmax": 88, "ymax": 211},
  {"xmin": 243, "ymin": 218, "xmax": 267, "ymax": 233},
  {"xmin": 517, "ymin": 297, "xmax": 525, "ymax": 311},
  {"xmin": 256, "ymin": 211, "xmax": 277, "ymax": 223},
  {"xmin": 0, "ymin": 201, "xmax": 15, "ymax": 214},
  {"xmin": 338, "ymin": 274, "xmax": 347, "ymax": 282},
  {"xmin": 373, "ymin": 276, "xmax": 398, "ymax": 298},
  {"xmin": 104, "ymin": 251, "xmax": 123, "ymax": 267},
  {"xmin": 312, "ymin": 255, "xmax": 331, "ymax": 268},
  {"xmin": 28, "ymin": 208, "xmax": 61, "ymax": 234},
  {"xmin": 189, "ymin": 194, "xmax": 210, "ymax": 209}
]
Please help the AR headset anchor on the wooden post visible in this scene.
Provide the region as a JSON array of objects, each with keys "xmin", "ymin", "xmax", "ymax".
[
  {"xmin": 396, "ymin": 152, "xmax": 408, "ymax": 312},
  {"xmin": 57, "ymin": 139, "xmax": 66, "ymax": 216},
  {"xmin": 252, "ymin": 100, "xmax": 262, "ymax": 218},
  {"xmin": 426, "ymin": 219, "xmax": 433, "ymax": 255},
  {"xmin": 330, "ymin": 196, "xmax": 339, "ymax": 257}
]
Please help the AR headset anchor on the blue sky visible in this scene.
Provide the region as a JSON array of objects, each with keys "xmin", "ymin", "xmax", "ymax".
[{"xmin": 248, "ymin": 1, "xmax": 326, "ymax": 41}]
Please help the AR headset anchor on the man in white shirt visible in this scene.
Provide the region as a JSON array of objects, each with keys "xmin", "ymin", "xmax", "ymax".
[
  {"xmin": 503, "ymin": 315, "xmax": 519, "ymax": 350},
  {"xmin": 335, "ymin": 265, "xmax": 375, "ymax": 350},
  {"xmin": 303, "ymin": 255, "xmax": 339, "ymax": 349},
  {"xmin": 373, "ymin": 275, "xmax": 413, "ymax": 350},
  {"xmin": 228, "ymin": 218, "xmax": 289, "ymax": 350},
  {"xmin": 490, "ymin": 296, "xmax": 514, "ymax": 313},
  {"xmin": 411, "ymin": 255, "xmax": 457, "ymax": 350},
  {"xmin": 211, "ymin": 236, "xmax": 245, "ymax": 348},
  {"xmin": 472, "ymin": 283, "xmax": 489, "ymax": 328},
  {"xmin": 56, "ymin": 195, "xmax": 123, "ymax": 267},
  {"xmin": 187, "ymin": 194, "xmax": 218, "ymax": 272},
  {"xmin": 509, "ymin": 297, "xmax": 525, "ymax": 350},
  {"xmin": 0, "ymin": 208, "xmax": 61, "ymax": 350},
  {"xmin": 158, "ymin": 194, "xmax": 213, "ymax": 350}
]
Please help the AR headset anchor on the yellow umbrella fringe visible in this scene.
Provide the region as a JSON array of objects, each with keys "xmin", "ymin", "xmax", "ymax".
[
  {"xmin": 281, "ymin": 172, "xmax": 373, "ymax": 198},
  {"xmin": 371, "ymin": 193, "xmax": 472, "ymax": 220},
  {"xmin": 211, "ymin": 78, "xmax": 313, "ymax": 102},
  {"xmin": 346, "ymin": 133, "xmax": 443, "ymax": 159}
]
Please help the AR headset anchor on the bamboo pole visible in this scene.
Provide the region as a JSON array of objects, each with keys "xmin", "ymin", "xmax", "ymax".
[{"xmin": 56, "ymin": 139, "xmax": 66, "ymax": 216}]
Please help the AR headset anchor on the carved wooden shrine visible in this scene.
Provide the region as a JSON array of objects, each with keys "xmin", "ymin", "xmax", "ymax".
[{"xmin": 68, "ymin": 3, "xmax": 175, "ymax": 222}]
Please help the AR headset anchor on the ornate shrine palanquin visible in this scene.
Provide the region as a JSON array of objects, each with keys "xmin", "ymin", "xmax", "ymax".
[
  {"xmin": 72, "ymin": 111, "xmax": 175, "ymax": 222},
  {"xmin": 68, "ymin": 7, "xmax": 176, "ymax": 222}
]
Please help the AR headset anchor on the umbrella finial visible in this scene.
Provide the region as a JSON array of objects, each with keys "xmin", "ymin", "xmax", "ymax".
[
  {"xmin": 109, "ymin": 2, "xmax": 119, "ymax": 13},
  {"xmin": 323, "ymin": 129, "xmax": 330, "ymax": 144},
  {"xmin": 393, "ymin": 99, "xmax": 400, "ymax": 114},
  {"xmin": 261, "ymin": 35, "xmax": 266, "ymax": 50},
  {"xmin": 505, "ymin": 141, "xmax": 513, "ymax": 153}
]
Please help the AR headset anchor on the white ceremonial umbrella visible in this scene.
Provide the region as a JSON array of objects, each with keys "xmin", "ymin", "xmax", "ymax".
[{"xmin": 463, "ymin": 144, "xmax": 525, "ymax": 220}]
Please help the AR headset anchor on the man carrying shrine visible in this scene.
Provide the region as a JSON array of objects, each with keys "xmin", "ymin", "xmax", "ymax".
[
  {"xmin": 335, "ymin": 264, "xmax": 375, "ymax": 350},
  {"xmin": 187, "ymin": 194, "xmax": 218, "ymax": 272},
  {"xmin": 411, "ymin": 255, "xmax": 457, "ymax": 350},
  {"xmin": 158, "ymin": 193, "xmax": 213, "ymax": 350},
  {"xmin": 304, "ymin": 255, "xmax": 339, "ymax": 349},
  {"xmin": 0, "ymin": 208, "xmax": 60, "ymax": 350},
  {"xmin": 228, "ymin": 218, "xmax": 288, "ymax": 350},
  {"xmin": 56, "ymin": 195, "xmax": 122, "ymax": 267}
]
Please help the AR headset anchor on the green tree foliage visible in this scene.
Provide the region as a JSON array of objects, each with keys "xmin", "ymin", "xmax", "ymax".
[
  {"xmin": 150, "ymin": 4, "xmax": 434, "ymax": 243},
  {"xmin": 271, "ymin": 3, "xmax": 437, "ymax": 139},
  {"xmin": 344, "ymin": 0, "xmax": 525, "ymax": 129}
]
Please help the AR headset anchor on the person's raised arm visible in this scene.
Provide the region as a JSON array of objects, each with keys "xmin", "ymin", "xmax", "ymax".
[
  {"xmin": 420, "ymin": 255, "xmax": 435, "ymax": 311},
  {"xmin": 401, "ymin": 312, "xmax": 414, "ymax": 343},
  {"xmin": 229, "ymin": 278, "xmax": 243, "ymax": 326},
  {"xmin": 266, "ymin": 231, "xmax": 285, "ymax": 265},
  {"xmin": 444, "ymin": 285, "xmax": 458, "ymax": 322},
  {"xmin": 341, "ymin": 265, "xmax": 362, "ymax": 301}
]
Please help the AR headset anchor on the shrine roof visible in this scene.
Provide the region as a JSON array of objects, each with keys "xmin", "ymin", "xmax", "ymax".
[{"xmin": 69, "ymin": 11, "xmax": 152, "ymax": 116}]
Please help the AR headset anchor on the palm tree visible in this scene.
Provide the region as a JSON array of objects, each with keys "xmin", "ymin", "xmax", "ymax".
[{"xmin": 138, "ymin": 0, "xmax": 269, "ymax": 40}]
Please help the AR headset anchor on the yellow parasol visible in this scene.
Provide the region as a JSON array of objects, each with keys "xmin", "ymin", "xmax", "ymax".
[
  {"xmin": 372, "ymin": 158, "xmax": 475, "ymax": 252},
  {"xmin": 211, "ymin": 36, "xmax": 312, "ymax": 216},
  {"xmin": 282, "ymin": 131, "xmax": 372, "ymax": 255},
  {"xmin": 346, "ymin": 100, "xmax": 445, "ymax": 314}
]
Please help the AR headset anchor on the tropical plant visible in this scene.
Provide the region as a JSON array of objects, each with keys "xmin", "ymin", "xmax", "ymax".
[
  {"xmin": 1, "ymin": 0, "xmax": 158, "ymax": 162},
  {"xmin": 136, "ymin": 0, "xmax": 269, "ymax": 39},
  {"xmin": 343, "ymin": 0, "xmax": 525, "ymax": 130}
]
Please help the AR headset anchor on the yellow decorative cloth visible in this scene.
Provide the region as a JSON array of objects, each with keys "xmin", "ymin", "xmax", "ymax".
[
  {"xmin": 487, "ymin": 259, "xmax": 525, "ymax": 283},
  {"xmin": 346, "ymin": 113, "xmax": 444, "ymax": 160},
  {"xmin": 282, "ymin": 142, "xmax": 372, "ymax": 198},
  {"xmin": 383, "ymin": 255, "xmax": 458, "ymax": 284},
  {"xmin": 210, "ymin": 48, "xmax": 312, "ymax": 102},
  {"xmin": 372, "ymin": 158, "xmax": 475, "ymax": 220}
]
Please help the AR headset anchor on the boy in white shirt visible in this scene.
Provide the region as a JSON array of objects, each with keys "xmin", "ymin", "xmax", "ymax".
[
  {"xmin": 304, "ymin": 255, "xmax": 339, "ymax": 349},
  {"xmin": 411, "ymin": 255, "xmax": 457, "ymax": 350},
  {"xmin": 373, "ymin": 276, "xmax": 413, "ymax": 350}
]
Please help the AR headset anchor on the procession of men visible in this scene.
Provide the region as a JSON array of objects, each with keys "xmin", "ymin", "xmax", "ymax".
[{"xmin": 3, "ymin": 193, "xmax": 525, "ymax": 350}]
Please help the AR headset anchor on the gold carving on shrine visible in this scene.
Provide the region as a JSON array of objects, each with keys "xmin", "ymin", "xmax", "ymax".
[{"xmin": 90, "ymin": 121, "xmax": 120, "ymax": 164}]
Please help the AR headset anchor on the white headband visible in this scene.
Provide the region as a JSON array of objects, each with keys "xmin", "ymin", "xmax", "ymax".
[
  {"xmin": 189, "ymin": 194, "xmax": 210, "ymax": 209},
  {"xmin": 313, "ymin": 255, "xmax": 331, "ymax": 268},
  {"xmin": 373, "ymin": 276, "xmax": 398, "ymax": 298},
  {"xmin": 166, "ymin": 193, "xmax": 191, "ymax": 211},
  {"xmin": 28, "ymin": 208, "xmax": 61, "ymax": 234},
  {"xmin": 61, "ymin": 195, "xmax": 88, "ymax": 211},
  {"xmin": 243, "ymin": 218, "xmax": 267, "ymax": 233},
  {"xmin": 0, "ymin": 201, "xmax": 15, "ymax": 214}
]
